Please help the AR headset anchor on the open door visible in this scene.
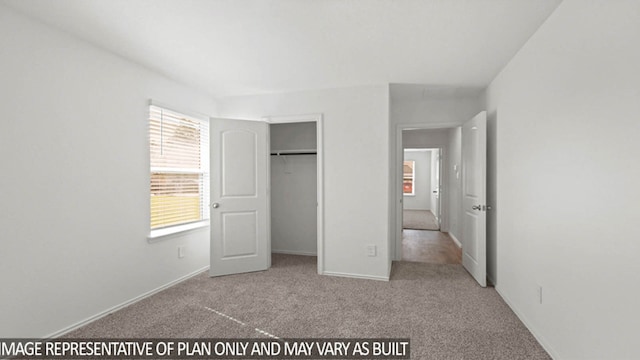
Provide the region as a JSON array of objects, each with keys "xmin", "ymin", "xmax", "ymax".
[
  {"xmin": 210, "ymin": 118, "xmax": 269, "ymax": 277},
  {"xmin": 462, "ymin": 111, "xmax": 487, "ymax": 287}
]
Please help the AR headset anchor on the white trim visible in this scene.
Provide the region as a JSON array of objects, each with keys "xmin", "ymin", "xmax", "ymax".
[
  {"xmin": 324, "ymin": 271, "xmax": 389, "ymax": 282},
  {"xmin": 495, "ymin": 285, "xmax": 560, "ymax": 359},
  {"xmin": 449, "ymin": 232, "xmax": 462, "ymax": 248},
  {"xmin": 264, "ymin": 113, "xmax": 320, "ymax": 124},
  {"xmin": 487, "ymin": 274, "xmax": 496, "ymax": 286},
  {"xmin": 46, "ymin": 266, "xmax": 210, "ymax": 338},
  {"xmin": 263, "ymin": 114, "xmax": 325, "ymax": 276},
  {"xmin": 150, "ymin": 167, "xmax": 205, "ymax": 174},
  {"xmin": 149, "ymin": 99, "xmax": 210, "ymax": 122},
  {"xmin": 272, "ymin": 249, "xmax": 317, "ymax": 256},
  {"xmin": 147, "ymin": 220, "xmax": 209, "ymax": 242},
  {"xmin": 404, "ymin": 148, "xmax": 435, "ymax": 152}
]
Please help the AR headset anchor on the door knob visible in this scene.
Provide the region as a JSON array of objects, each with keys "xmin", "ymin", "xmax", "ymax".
[
  {"xmin": 211, "ymin": 203, "xmax": 220, "ymax": 209},
  {"xmin": 472, "ymin": 205, "xmax": 482, "ymax": 210}
]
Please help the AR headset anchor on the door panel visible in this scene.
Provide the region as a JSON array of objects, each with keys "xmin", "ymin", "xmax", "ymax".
[
  {"xmin": 210, "ymin": 118, "xmax": 269, "ymax": 277},
  {"xmin": 222, "ymin": 130, "xmax": 257, "ymax": 197},
  {"xmin": 462, "ymin": 111, "xmax": 487, "ymax": 287},
  {"xmin": 221, "ymin": 211, "xmax": 258, "ymax": 258}
]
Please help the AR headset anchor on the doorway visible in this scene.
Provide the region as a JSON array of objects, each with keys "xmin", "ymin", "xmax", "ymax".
[
  {"xmin": 391, "ymin": 110, "xmax": 488, "ymax": 286},
  {"xmin": 403, "ymin": 148, "xmax": 441, "ymax": 231},
  {"xmin": 269, "ymin": 122, "xmax": 317, "ymax": 255},
  {"xmin": 265, "ymin": 114, "xmax": 324, "ymax": 275},
  {"xmin": 402, "ymin": 146, "xmax": 460, "ymax": 264},
  {"xmin": 396, "ymin": 127, "xmax": 463, "ymax": 265}
]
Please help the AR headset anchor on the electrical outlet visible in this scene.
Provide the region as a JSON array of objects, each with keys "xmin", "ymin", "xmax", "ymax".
[
  {"xmin": 366, "ymin": 245, "xmax": 377, "ymax": 257},
  {"xmin": 178, "ymin": 246, "xmax": 186, "ymax": 259}
]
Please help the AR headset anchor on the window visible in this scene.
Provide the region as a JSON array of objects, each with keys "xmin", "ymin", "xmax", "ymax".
[
  {"xmin": 403, "ymin": 160, "xmax": 415, "ymax": 196},
  {"xmin": 149, "ymin": 105, "xmax": 209, "ymax": 230}
]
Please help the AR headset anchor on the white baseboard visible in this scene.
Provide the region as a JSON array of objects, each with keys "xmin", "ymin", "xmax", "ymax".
[
  {"xmin": 324, "ymin": 271, "xmax": 389, "ymax": 282},
  {"xmin": 272, "ymin": 249, "xmax": 317, "ymax": 256},
  {"xmin": 46, "ymin": 265, "xmax": 210, "ymax": 338},
  {"xmin": 448, "ymin": 232, "xmax": 462, "ymax": 248},
  {"xmin": 494, "ymin": 285, "xmax": 560, "ymax": 359}
]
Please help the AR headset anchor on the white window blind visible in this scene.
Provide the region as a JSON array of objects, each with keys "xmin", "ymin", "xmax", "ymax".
[{"xmin": 149, "ymin": 105, "xmax": 209, "ymax": 230}]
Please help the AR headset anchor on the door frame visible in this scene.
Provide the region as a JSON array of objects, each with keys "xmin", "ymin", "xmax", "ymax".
[
  {"xmin": 435, "ymin": 148, "xmax": 444, "ymax": 229},
  {"xmin": 263, "ymin": 114, "xmax": 325, "ymax": 275},
  {"xmin": 393, "ymin": 122, "xmax": 456, "ymax": 261}
]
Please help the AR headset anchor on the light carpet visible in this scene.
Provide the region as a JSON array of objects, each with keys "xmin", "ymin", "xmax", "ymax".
[{"xmin": 64, "ymin": 254, "xmax": 549, "ymax": 359}]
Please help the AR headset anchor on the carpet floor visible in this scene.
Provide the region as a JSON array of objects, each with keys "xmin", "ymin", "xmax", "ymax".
[
  {"xmin": 403, "ymin": 210, "xmax": 439, "ymax": 231},
  {"xmin": 64, "ymin": 254, "xmax": 549, "ymax": 359}
]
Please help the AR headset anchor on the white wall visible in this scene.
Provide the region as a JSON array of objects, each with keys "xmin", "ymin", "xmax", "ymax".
[
  {"xmin": 217, "ymin": 85, "xmax": 390, "ymax": 280},
  {"xmin": 0, "ymin": 7, "xmax": 214, "ymax": 337},
  {"xmin": 486, "ymin": 0, "xmax": 640, "ymax": 358},
  {"xmin": 270, "ymin": 155, "xmax": 317, "ymax": 255},
  {"xmin": 446, "ymin": 128, "xmax": 462, "ymax": 244},
  {"xmin": 403, "ymin": 151, "xmax": 431, "ymax": 210},
  {"xmin": 270, "ymin": 122, "xmax": 317, "ymax": 151},
  {"xmin": 402, "ymin": 129, "xmax": 450, "ymax": 148},
  {"xmin": 390, "ymin": 87, "xmax": 485, "ymax": 127}
]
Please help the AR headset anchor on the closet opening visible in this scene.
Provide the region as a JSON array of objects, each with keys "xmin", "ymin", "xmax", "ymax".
[{"xmin": 267, "ymin": 116, "xmax": 323, "ymax": 274}]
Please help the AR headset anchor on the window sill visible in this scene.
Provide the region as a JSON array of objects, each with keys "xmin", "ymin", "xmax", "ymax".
[{"xmin": 147, "ymin": 221, "xmax": 209, "ymax": 242}]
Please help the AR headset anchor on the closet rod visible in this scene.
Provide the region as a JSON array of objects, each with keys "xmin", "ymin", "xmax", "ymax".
[{"xmin": 270, "ymin": 151, "xmax": 316, "ymax": 156}]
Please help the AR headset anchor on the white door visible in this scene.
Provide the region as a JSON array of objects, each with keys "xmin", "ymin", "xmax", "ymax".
[
  {"xmin": 210, "ymin": 118, "xmax": 269, "ymax": 277},
  {"xmin": 462, "ymin": 111, "xmax": 487, "ymax": 287}
]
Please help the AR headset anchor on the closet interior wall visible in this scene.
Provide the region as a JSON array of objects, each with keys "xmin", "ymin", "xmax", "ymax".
[{"xmin": 270, "ymin": 122, "xmax": 318, "ymax": 255}]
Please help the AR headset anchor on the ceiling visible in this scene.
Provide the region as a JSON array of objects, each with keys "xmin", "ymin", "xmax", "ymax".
[{"xmin": 1, "ymin": 0, "xmax": 562, "ymax": 98}]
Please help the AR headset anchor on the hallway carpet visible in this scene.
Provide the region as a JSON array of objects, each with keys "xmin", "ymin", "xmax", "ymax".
[
  {"xmin": 403, "ymin": 210, "xmax": 439, "ymax": 230},
  {"xmin": 64, "ymin": 254, "xmax": 549, "ymax": 359}
]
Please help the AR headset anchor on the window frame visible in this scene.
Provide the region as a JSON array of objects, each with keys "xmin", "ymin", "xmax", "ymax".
[{"xmin": 148, "ymin": 103, "xmax": 210, "ymax": 239}]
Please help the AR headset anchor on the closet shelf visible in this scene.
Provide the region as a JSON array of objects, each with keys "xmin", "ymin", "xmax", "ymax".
[{"xmin": 270, "ymin": 149, "xmax": 317, "ymax": 156}]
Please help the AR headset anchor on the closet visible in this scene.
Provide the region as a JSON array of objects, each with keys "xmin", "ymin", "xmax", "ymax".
[{"xmin": 269, "ymin": 122, "xmax": 317, "ymax": 256}]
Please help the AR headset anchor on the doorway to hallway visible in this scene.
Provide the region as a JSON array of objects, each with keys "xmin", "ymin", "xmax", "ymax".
[{"xmin": 399, "ymin": 131, "xmax": 462, "ymax": 265}]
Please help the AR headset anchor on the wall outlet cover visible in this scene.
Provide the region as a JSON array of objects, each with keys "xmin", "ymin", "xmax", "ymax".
[{"xmin": 367, "ymin": 245, "xmax": 377, "ymax": 257}]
